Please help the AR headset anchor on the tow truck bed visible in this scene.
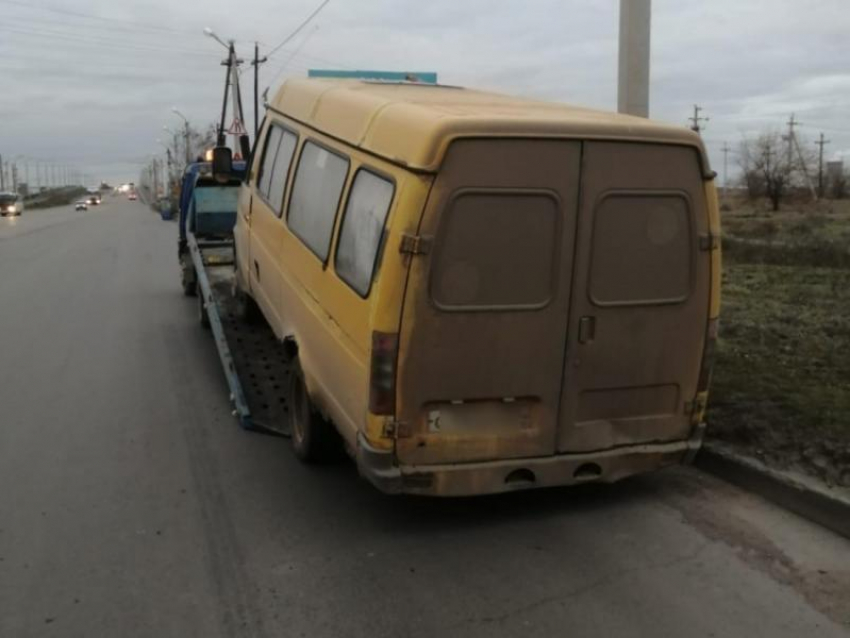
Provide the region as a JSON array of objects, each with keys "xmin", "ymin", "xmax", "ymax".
[{"xmin": 187, "ymin": 232, "xmax": 290, "ymax": 436}]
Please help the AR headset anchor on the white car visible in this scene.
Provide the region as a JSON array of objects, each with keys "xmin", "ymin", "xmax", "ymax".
[
  {"xmin": 75, "ymin": 200, "xmax": 88, "ymax": 211},
  {"xmin": 0, "ymin": 192, "xmax": 23, "ymax": 216}
]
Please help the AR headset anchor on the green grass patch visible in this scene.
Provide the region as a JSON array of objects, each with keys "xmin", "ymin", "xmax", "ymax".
[{"xmin": 709, "ymin": 262, "xmax": 850, "ymax": 486}]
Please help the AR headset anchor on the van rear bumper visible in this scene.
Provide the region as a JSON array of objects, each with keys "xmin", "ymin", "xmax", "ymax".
[{"xmin": 356, "ymin": 434, "xmax": 703, "ymax": 497}]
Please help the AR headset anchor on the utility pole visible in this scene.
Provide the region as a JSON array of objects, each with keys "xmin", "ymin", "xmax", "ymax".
[
  {"xmin": 721, "ymin": 142, "xmax": 731, "ymax": 199},
  {"xmin": 816, "ymin": 133, "xmax": 830, "ymax": 199},
  {"xmin": 172, "ymin": 109, "xmax": 193, "ymax": 166},
  {"xmin": 786, "ymin": 113, "xmax": 800, "ymax": 167},
  {"xmin": 252, "ymin": 42, "xmax": 267, "ymax": 142},
  {"xmin": 12, "ymin": 163, "xmax": 18, "ymax": 194},
  {"xmin": 688, "ymin": 104, "xmax": 709, "ymax": 134},
  {"xmin": 152, "ymin": 158, "xmax": 159, "ymax": 200},
  {"xmin": 0, "ymin": 154, "xmax": 5, "ymax": 191},
  {"xmin": 618, "ymin": 0, "xmax": 652, "ymax": 117},
  {"xmin": 782, "ymin": 112, "xmax": 816, "ymax": 200}
]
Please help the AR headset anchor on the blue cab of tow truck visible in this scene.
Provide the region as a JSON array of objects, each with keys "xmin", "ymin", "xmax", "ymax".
[
  {"xmin": 177, "ymin": 160, "xmax": 246, "ymax": 297},
  {"xmin": 178, "ymin": 160, "xmax": 247, "ymax": 246}
]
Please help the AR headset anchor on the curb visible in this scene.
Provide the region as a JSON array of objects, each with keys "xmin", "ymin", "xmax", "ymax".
[{"xmin": 695, "ymin": 443, "xmax": 850, "ymax": 540}]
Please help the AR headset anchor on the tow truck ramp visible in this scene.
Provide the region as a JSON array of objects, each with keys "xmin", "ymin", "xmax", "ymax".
[{"xmin": 188, "ymin": 232, "xmax": 291, "ymax": 436}]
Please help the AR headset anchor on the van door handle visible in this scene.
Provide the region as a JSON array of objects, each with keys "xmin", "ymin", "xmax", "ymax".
[
  {"xmin": 253, "ymin": 259, "xmax": 260, "ymax": 282},
  {"xmin": 578, "ymin": 316, "xmax": 596, "ymax": 344}
]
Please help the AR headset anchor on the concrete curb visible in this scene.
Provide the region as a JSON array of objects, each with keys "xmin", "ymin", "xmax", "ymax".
[{"xmin": 695, "ymin": 443, "xmax": 850, "ymax": 540}]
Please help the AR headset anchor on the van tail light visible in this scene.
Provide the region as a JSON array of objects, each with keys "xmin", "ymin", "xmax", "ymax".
[
  {"xmin": 697, "ymin": 318, "xmax": 719, "ymax": 393},
  {"xmin": 369, "ymin": 331, "xmax": 399, "ymax": 415}
]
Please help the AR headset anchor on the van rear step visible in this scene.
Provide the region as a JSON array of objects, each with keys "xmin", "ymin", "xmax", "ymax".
[{"xmin": 189, "ymin": 233, "xmax": 291, "ymax": 436}]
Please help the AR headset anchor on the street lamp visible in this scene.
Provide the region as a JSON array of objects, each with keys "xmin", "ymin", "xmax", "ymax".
[
  {"xmin": 171, "ymin": 107, "xmax": 192, "ymax": 165},
  {"xmin": 203, "ymin": 27, "xmax": 230, "ymax": 49}
]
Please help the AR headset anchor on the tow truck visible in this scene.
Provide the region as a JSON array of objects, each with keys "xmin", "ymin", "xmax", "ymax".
[{"xmin": 177, "ymin": 158, "xmax": 289, "ymax": 436}]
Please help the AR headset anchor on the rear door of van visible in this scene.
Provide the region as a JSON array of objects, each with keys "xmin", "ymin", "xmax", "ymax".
[
  {"xmin": 557, "ymin": 142, "xmax": 711, "ymax": 452},
  {"xmin": 395, "ymin": 138, "xmax": 711, "ymax": 467},
  {"xmin": 395, "ymin": 139, "xmax": 582, "ymax": 465}
]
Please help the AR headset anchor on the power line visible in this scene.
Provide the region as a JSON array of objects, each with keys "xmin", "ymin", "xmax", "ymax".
[
  {"xmin": 266, "ymin": 0, "xmax": 332, "ymax": 58},
  {"xmin": 0, "ymin": 0, "xmax": 196, "ymax": 36},
  {"xmin": 0, "ymin": 25, "xmax": 221, "ymax": 58},
  {"xmin": 266, "ymin": 26, "xmax": 320, "ymax": 89}
]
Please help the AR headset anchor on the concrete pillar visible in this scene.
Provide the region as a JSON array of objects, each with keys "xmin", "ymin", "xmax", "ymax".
[{"xmin": 618, "ymin": 0, "xmax": 652, "ymax": 118}]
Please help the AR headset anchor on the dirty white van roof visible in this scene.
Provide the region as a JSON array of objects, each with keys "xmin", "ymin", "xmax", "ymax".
[{"xmin": 269, "ymin": 78, "xmax": 709, "ymax": 173}]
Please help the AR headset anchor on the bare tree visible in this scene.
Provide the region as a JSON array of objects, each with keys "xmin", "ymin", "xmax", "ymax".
[{"xmin": 739, "ymin": 132, "xmax": 793, "ymax": 211}]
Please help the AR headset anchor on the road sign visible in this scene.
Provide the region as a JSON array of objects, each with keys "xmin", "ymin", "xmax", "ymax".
[{"xmin": 308, "ymin": 69, "xmax": 438, "ymax": 84}]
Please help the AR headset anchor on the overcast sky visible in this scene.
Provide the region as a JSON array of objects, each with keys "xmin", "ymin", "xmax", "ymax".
[{"xmin": 1, "ymin": 0, "xmax": 848, "ymax": 185}]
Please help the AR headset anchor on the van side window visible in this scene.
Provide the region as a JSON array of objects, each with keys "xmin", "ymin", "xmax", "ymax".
[
  {"xmin": 267, "ymin": 131, "xmax": 298, "ymax": 217},
  {"xmin": 335, "ymin": 170, "xmax": 394, "ymax": 296},
  {"xmin": 589, "ymin": 194, "xmax": 692, "ymax": 306},
  {"xmin": 287, "ymin": 141, "xmax": 349, "ymax": 261},
  {"xmin": 257, "ymin": 126, "xmax": 283, "ymax": 201}
]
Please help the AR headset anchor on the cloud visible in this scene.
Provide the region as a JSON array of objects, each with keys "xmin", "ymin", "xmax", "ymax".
[{"xmin": 0, "ymin": 0, "xmax": 848, "ymax": 182}]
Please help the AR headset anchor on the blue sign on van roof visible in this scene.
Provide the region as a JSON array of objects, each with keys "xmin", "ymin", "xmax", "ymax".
[{"xmin": 308, "ymin": 69, "xmax": 438, "ymax": 84}]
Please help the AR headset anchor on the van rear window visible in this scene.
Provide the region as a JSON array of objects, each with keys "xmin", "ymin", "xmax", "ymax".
[
  {"xmin": 430, "ymin": 191, "xmax": 558, "ymax": 310},
  {"xmin": 335, "ymin": 170, "xmax": 394, "ymax": 296},
  {"xmin": 588, "ymin": 193, "xmax": 692, "ymax": 306}
]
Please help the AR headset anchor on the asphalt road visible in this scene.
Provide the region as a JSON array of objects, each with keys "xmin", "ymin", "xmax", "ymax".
[{"xmin": 0, "ymin": 198, "xmax": 848, "ymax": 638}]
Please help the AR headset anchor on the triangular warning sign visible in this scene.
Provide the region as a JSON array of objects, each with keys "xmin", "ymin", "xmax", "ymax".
[{"xmin": 225, "ymin": 118, "xmax": 248, "ymax": 135}]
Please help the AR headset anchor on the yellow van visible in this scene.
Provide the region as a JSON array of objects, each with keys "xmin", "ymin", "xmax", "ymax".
[{"xmin": 234, "ymin": 78, "xmax": 721, "ymax": 496}]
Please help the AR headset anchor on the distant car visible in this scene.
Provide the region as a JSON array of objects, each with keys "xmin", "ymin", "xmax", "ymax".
[
  {"xmin": 86, "ymin": 194, "xmax": 101, "ymax": 206},
  {"xmin": 0, "ymin": 191, "xmax": 23, "ymax": 216},
  {"xmin": 75, "ymin": 200, "xmax": 88, "ymax": 211},
  {"xmin": 128, "ymin": 192, "xmax": 138, "ymax": 201}
]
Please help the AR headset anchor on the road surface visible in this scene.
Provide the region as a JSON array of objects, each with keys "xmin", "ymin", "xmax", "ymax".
[{"xmin": 0, "ymin": 198, "xmax": 848, "ymax": 637}]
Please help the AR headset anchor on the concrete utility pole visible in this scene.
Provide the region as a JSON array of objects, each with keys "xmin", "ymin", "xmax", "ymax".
[
  {"xmin": 721, "ymin": 142, "xmax": 732, "ymax": 198},
  {"xmin": 252, "ymin": 42, "xmax": 268, "ymax": 142},
  {"xmin": 689, "ymin": 104, "xmax": 709, "ymax": 134},
  {"xmin": 0, "ymin": 154, "xmax": 5, "ymax": 191},
  {"xmin": 230, "ymin": 44, "xmax": 244, "ymax": 153},
  {"xmin": 816, "ymin": 133, "xmax": 830, "ymax": 199},
  {"xmin": 618, "ymin": 0, "xmax": 652, "ymax": 117}
]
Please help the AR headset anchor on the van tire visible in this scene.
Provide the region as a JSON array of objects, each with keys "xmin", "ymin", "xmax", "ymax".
[
  {"xmin": 181, "ymin": 261, "xmax": 197, "ymax": 297},
  {"xmin": 288, "ymin": 361, "xmax": 344, "ymax": 463},
  {"xmin": 198, "ymin": 289, "xmax": 210, "ymax": 329}
]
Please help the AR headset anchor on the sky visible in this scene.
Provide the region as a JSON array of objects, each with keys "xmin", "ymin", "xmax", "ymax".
[{"xmin": 1, "ymin": 0, "xmax": 849, "ymax": 185}]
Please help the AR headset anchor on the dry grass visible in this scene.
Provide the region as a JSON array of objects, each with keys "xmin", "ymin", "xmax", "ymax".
[{"xmin": 708, "ymin": 198, "xmax": 850, "ymax": 486}]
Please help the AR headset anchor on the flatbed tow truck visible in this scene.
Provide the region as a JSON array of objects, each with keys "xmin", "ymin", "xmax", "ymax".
[{"xmin": 178, "ymin": 162, "xmax": 289, "ymax": 436}]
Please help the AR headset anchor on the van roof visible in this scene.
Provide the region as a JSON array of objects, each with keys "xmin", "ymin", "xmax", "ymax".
[{"xmin": 269, "ymin": 78, "xmax": 709, "ymax": 173}]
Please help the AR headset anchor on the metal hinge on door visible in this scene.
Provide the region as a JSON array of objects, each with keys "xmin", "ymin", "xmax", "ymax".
[
  {"xmin": 699, "ymin": 233, "xmax": 720, "ymax": 251},
  {"xmin": 382, "ymin": 419, "xmax": 413, "ymax": 439},
  {"xmin": 399, "ymin": 233, "xmax": 432, "ymax": 256}
]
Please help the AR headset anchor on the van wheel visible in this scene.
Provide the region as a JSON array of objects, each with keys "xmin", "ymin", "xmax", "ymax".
[
  {"xmin": 198, "ymin": 289, "xmax": 210, "ymax": 329},
  {"xmin": 181, "ymin": 261, "xmax": 197, "ymax": 297},
  {"xmin": 288, "ymin": 361, "xmax": 343, "ymax": 463}
]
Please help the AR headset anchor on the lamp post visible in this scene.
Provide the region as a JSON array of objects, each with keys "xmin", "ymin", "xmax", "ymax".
[
  {"xmin": 171, "ymin": 108, "xmax": 192, "ymax": 165},
  {"xmin": 204, "ymin": 27, "xmax": 247, "ymax": 154}
]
